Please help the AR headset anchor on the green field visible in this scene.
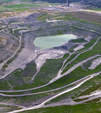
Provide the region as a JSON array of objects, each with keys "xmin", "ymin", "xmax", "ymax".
[
  {"xmin": 4, "ymin": 4, "xmax": 40, "ymax": 8},
  {"xmin": 0, "ymin": 6, "xmax": 8, "ymax": 12},
  {"xmin": 89, "ymin": 8, "xmax": 101, "ymax": 11},
  {"xmin": 13, "ymin": 8, "xmax": 30, "ymax": 11},
  {"xmin": 20, "ymin": 103, "xmax": 101, "ymax": 113}
]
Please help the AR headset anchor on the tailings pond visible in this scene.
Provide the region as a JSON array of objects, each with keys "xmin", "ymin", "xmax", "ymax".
[{"xmin": 34, "ymin": 34, "xmax": 77, "ymax": 49}]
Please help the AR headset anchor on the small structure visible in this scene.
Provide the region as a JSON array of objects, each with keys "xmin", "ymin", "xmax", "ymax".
[{"xmin": 66, "ymin": 0, "xmax": 70, "ymax": 6}]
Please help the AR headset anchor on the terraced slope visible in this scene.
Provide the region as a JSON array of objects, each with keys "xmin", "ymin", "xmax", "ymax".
[{"xmin": 0, "ymin": 7, "xmax": 101, "ymax": 113}]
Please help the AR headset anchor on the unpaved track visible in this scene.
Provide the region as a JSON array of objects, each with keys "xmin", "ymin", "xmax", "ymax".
[
  {"xmin": 49, "ymin": 37, "xmax": 101, "ymax": 83},
  {"xmin": 0, "ymin": 36, "xmax": 100, "ymax": 93},
  {"xmin": 0, "ymin": 23, "xmax": 100, "ymax": 112},
  {"xmin": 0, "ymin": 73, "xmax": 96, "ymax": 97},
  {"xmin": 0, "ymin": 30, "xmax": 21, "ymax": 70},
  {"xmin": 8, "ymin": 72, "xmax": 101, "ymax": 113}
]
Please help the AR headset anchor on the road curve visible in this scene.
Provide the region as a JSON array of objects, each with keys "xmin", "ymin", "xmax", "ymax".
[
  {"xmin": 8, "ymin": 72, "xmax": 101, "ymax": 113},
  {"xmin": 0, "ymin": 37, "xmax": 100, "ymax": 93}
]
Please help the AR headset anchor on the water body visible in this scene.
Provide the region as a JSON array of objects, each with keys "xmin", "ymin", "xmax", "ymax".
[{"xmin": 34, "ymin": 34, "xmax": 77, "ymax": 49}]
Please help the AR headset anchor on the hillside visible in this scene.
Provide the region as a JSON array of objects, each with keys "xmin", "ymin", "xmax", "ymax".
[
  {"xmin": 1, "ymin": 0, "xmax": 101, "ymax": 8},
  {"xmin": 37, "ymin": 0, "xmax": 101, "ymax": 8},
  {"xmin": 0, "ymin": 0, "xmax": 101, "ymax": 112}
]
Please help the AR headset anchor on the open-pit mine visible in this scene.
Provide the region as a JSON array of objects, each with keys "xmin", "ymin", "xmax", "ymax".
[{"xmin": 0, "ymin": 1, "xmax": 101, "ymax": 113}]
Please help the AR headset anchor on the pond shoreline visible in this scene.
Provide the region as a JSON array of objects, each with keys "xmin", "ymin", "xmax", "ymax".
[{"xmin": 34, "ymin": 34, "xmax": 77, "ymax": 50}]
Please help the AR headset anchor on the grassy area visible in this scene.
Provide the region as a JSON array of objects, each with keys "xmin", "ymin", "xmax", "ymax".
[
  {"xmin": 0, "ymin": 83, "xmax": 74, "ymax": 106},
  {"xmin": 0, "ymin": 6, "xmax": 8, "ymax": 12},
  {"xmin": 20, "ymin": 103, "xmax": 101, "ymax": 113},
  {"xmin": 4, "ymin": 4, "xmax": 40, "ymax": 8},
  {"xmin": 56, "ymin": 12, "xmax": 101, "ymax": 24},
  {"xmin": 14, "ymin": 54, "xmax": 69, "ymax": 90},
  {"xmin": 68, "ymin": 12, "xmax": 101, "ymax": 24},
  {"xmin": 62, "ymin": 37, "xmax": 101, "ymax": 74},
  {"xmin": 48, "ymin": 74, "xmax": 101, "ymax": 104},
  {"xmin": 52, "ymin": 63, "xmax": 101, "ymax": 88},
  {"xmin": 0, "ymin": 54, "xmax": 69, "ymax": 90},
  {"xmin": 37, "ymin": 13, "xmax": 50, "ymax": 20},
  {"xmin": 13, "ymin": 8, "xmax": 30, "ymax": 12},
  {"xmin": 78, "ymin": 82, "xmax": 101, "ymax": 96},
  {"xmin": 81, "ymin": 37, "xmax": 99, "ymax": 50},
  {"xmin": 70, "ymin": 38, "xmax": 87, "ymax": 43},
  {"xmin": 82, "ymin": 56, "xmax": 100, "ymax": 70},
  {"xmin": 63, "ymin": 53, "xmax": 78, "ymax": 68},
  {"xmin": 0, "ymin": 62, "xmax": 36, "ymax": 90},
  {"xmin": 0, "ymin": 80, "xmax": 10, "ymax": 90},
  {"xmin": 89, "ymin": 8, "xmax": 101, "ymax": 11}
]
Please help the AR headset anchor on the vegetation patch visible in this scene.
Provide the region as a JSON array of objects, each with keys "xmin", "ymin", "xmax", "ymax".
[
  {"xmin": 20, "ymin": 103, "xmax": 101, "ymax": 113},
  {"xmin": 4, "ymin": 4, "xmax": 40, "ymax": 8}
]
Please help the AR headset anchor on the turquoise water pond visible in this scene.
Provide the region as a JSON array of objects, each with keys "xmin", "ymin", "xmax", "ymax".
[{"xmin": 34, "ymin": 34, "xmax": 77, "ymax": 49}]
